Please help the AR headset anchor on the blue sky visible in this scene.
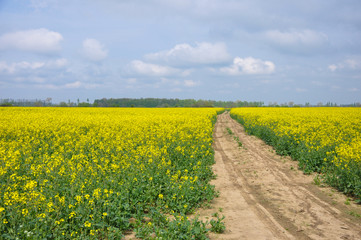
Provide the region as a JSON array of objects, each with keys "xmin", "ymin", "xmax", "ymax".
[{"xmin": 0, "ymin": 0, "xmax": 361, "ymax": 104}]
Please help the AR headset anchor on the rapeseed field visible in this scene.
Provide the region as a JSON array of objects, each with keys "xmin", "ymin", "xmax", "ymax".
[
  {"xmin": 0, "ymin": 107, "xmax": 223, "ymax": 239},
  {"xmin": 231, "ymin": 107, "xmax": 361, "ymax": 201}
]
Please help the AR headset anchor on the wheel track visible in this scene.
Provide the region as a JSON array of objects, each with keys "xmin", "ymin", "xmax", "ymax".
[
  {"xmin": 213, "ymin": 114, "xmax": 297, "ymax": 239},
  {"xmin": 209, "ymin": 112, "xmax": 361, "ymax": 240},
  {"xmin": 215, "ymin": 142, "xmax": 297, "ymax": 240},
  {"xmin": 227, "ymin": 114, "xmax": 348, "ymax": 215}
]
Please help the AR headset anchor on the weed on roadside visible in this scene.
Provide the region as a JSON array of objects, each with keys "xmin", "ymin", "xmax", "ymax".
[{"xmin": 210, "ymin": 213, "xmax": 226, "ymax": 233}]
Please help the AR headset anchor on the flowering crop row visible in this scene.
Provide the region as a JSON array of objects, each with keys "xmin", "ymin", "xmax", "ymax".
[
  {"xmin": 231, "ymin": 107, "xmax": 361, "ymax": 201},
  {"xmin": 0, "ymin": 107, "xmax": 223, "ymax": 239}
]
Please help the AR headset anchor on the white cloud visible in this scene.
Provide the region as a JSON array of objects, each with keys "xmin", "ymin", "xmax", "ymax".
[
  {"xmin": 14, "ymin": 76, "xmax": 46, "ymax": 83},
  {"xmin": 265, "ymin": 29, "xmax": 328, "ymax": 53},
  {"xmin": 328, "ymin": 64, "xmax": 338, "ymax": 72},
  {"xmin": 64, "ymin": 81, "xmax": 82, "ymax": 88},
  {"xmin": 266, "ymin": 29, "xmax": 328, "ymax": 46},
  {"xmin": 129, "ymin": 60, "xmax": 183, "ymax": 76},
  {"xmin": 220, "ymin": 57, "xmax": 275, "ymax": 75},
  {"xmin": 345, "ymin": 59, "xmax": 360, "ymax": 69},
  {"xmin": 0, "ymin": 28, "xmax": 63, "ymax": 53},
  {"xmin": 152, "ymin": 78, "xmax": 199, "ymax": 88},
  {"xmin": 348, "ymin": 88, "xmax": 359, "ymax": 92},
  {"xmin": 0, "ymin": 61, "xmax": 44, "ymax": 74},
  {"xmin": 145, "ymin": 42, "xmax": 231, "ymax": 66},
  {"xmin": 49, "ymin": 58, "xmax": 68, "ymax": 68},
  {"xmin": 184, "ymin": 79, "xmax": 198, "ymax": 87},
  {"xmin": 328, "ymin": 58, "xmax": 361, "ymax": 72},
  {"xmin": 0, "ymin": 59, "xmax": 68, "ymax": 74},
  {"xmin": 82, "ymin": 38, "xmax": 108, "ymax": 61},
  {"xmin": 36, "ymin": 81, "xmax": 100, "ymax": 90}
]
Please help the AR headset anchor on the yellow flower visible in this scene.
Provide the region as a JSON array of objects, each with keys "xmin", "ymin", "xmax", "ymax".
[
  {"xmin": 22, "ymin": 208, "xmax": 29, "ymax": 216},
  {"xmin": 69, "ymin": 211, "xmax": 76, "ymax": 219},
  {"xmin": 75, "ymin": 195, "xmax": 82, "ymax": 202},
  {"xmin": 84, "ymin": 221, "xmax": 91, "ymax": 228},
  {"xmin": 0, "ymin": 107, "xmax": 224, "ymax": 236}
]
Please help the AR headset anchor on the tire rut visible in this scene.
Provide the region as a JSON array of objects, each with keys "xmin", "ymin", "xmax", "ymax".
[{"xmin": 206, "ymin": 112, "xmax": 361, "ymax": 240}]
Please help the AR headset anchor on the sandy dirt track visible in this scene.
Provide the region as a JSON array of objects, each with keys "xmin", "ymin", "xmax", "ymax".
[{"xmin": 197, "ymin": 112, "xmax": 361, "ymax": 240}]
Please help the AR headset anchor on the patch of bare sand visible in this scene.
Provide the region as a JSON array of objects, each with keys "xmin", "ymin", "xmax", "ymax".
[{"xmin": 195, "ymin": 112, "xmax": 361, "ymax": 240}]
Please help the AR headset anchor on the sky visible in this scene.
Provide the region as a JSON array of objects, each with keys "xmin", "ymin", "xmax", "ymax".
[{"xmin": 0, "ymin": 0, "xmax": 361, "ymax": 105}]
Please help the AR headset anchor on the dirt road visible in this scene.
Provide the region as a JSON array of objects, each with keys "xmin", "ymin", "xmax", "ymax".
[{"xmin": 197, "ymin": 112, "xmax": 361, "ymax": 240}]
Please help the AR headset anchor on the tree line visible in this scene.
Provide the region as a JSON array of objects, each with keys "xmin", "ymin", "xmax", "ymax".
[
  {"xmin": 93, "ymin": 98, "xmax": 265, "ymax": 108},
  {"xmin": 1, "ymin": 98, "xmax": 360, "ymax": 108}
]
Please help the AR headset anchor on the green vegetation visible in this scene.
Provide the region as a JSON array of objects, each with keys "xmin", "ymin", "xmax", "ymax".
[
  {"xmin": 231, "ymin": 107, "xmax": 361, "ymax": 202},
  {"xmin": 93, "ymin": 98, "xmax": 265, "ymax": 108},
  {"xmin": 226, "ymin": 127, "xmax": 242, "ymax": 147},
  {"xmin": 210, "ymin": 212, "xmax": 226, "ymax": 233},
  {"xmin": 0, "ymin": 108, "xmax": 225, "ymax": 239}
]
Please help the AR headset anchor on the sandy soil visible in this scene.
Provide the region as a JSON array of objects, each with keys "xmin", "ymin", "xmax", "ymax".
[{"xmin": 196, "ymin": 112, "xmax": 361, "ymax": 240}]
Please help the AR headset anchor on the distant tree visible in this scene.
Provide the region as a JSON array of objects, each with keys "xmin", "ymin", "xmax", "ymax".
[
  {"xmin": 78, "ymin": 102, "xmax": 91, "ymax": 107},
  {"xmin": 34, "ymin": 101, "xmax": 43, "ymax": 107},
  {"xmin": 46, "ymin": 98, "xmax": 52, "ymax": 106},
  {"xmin": 0, "ymin": 102, "xmax": 13, "ymax": 107},
  {"xmin": 59, "ymin": 102, "xmax": 68, "ymax": 107}
]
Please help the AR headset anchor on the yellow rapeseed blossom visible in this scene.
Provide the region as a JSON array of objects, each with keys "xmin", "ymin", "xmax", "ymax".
[
  {"xmin": 69, "ymin": 211, "xmax": 76, "ymax": 219},
  {"xmin": 84, "ymin": 221, "xmax": 91, "ymax": 228},
  {"xmin": 0, "ymin": 107, "xmax": 223, "ymax": 238},
  {"xmin": 22, "ymin": 208, "xmax": 29, "ymax": 216},
  {"xmin": 231, "ymin": 107, "xmax": 361, "ymax": 198}
]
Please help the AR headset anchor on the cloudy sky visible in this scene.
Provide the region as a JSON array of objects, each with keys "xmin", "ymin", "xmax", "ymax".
[{"xmin": 1, "ymin": 0, "xmax": 361, "ymax": 104}]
